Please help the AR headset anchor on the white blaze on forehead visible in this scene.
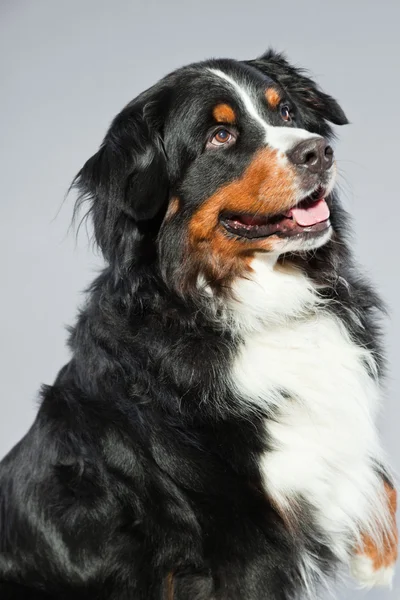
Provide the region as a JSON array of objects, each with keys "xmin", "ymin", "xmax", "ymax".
[
  {"xmin": 209, "ymin": 68, "xmax": 320, "ymax": 154},
  {"xmin": 209, "ymin": 68, "xmax": 272, "ymax": 135}
]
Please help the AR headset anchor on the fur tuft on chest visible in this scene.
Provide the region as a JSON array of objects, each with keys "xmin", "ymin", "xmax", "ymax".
[{"xmin": 228, "ymin": 256, "xmax": 388, "ymax": 567}]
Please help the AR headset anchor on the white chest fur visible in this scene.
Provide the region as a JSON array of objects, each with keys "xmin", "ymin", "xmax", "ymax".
[{"xmin": 229, "ymin": 256, "xmax": 388, "ymax": 567}]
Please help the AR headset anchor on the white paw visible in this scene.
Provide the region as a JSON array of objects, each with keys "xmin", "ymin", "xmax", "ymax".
[{"xmin": 350, "ymin": 554, "xmax": 395, "ymax": 589}]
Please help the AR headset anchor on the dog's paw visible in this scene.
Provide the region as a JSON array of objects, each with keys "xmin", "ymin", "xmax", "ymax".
[
  {"xmin": 351, "ymin": 481, "xmax": 398, "ymax": 589},
  {"xmin": 350, "ymin": 553, "xmax": 395, "ymax": 588}
]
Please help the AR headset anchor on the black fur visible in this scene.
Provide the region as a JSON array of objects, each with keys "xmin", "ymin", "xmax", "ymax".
[{"xmin": 0, "ymin": 50, "xmax": 385, "ymax": 599}]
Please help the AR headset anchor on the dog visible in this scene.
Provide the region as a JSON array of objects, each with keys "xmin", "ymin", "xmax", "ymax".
[{"xmin": 0, "ymin": 49, "xmax": 397, "ymax": 599}]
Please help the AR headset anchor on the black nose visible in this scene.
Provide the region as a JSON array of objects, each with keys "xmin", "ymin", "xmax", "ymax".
[{"xmin": 288, "ymin": 138, "xmax": 334, "ymax": 174}]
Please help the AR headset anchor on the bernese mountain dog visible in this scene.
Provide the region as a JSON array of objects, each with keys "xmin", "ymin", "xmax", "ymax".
[{"xmin": 0, "ymin": 49, "xmax": 398, "ymax": 600}]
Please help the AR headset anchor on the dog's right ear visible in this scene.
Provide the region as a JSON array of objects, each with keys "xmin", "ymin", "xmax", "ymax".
[
  {"xmin": 246, "ymin": 49, "xmax": 348, "ymax": 137},
  {"xmin": 73, "ymin": 83, "xmax": 171, "ymax": 267}
]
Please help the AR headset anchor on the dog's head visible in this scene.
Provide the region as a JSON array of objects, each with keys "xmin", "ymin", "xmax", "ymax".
[{"xmin": 74, "ymin": 50, "xmax": 348, "ymax": 293}]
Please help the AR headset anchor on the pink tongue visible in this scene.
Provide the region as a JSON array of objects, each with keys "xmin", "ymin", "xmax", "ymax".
[{"xmin": 288, "ymin": 198, "xmax": 330, "ymax": 227}]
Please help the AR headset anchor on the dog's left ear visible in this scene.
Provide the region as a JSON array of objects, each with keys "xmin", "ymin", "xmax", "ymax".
[
  {"xmin": 246, "ymin": 49, "xmax": 348, "ymax": 134},
  {"xmin": 73, "ymin": 82, "xmax": 171, "ymax": 267}
]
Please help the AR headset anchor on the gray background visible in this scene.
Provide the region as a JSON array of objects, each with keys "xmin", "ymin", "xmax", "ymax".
[{"xmin": 0, "ymin": 1, "xmax": 399, "ymax": 598}]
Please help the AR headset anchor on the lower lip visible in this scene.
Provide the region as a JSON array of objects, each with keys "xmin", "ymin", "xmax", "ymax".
[
  {"xmin": 221, "ymin": 217, "xmax": 331, "ymax": 240},
  {"xmin": 275, "ymin": 219, "xmax": 331, "ymax": 238}
]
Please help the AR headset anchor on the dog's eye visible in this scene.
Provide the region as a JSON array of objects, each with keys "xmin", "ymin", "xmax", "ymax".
[
  {"xmin": 214, "ymin": 129, "xmax": 231, "ymax": 144},
  {"xmin": 280, "ymin": 105, "xmax": 292, "ymax": 122},
  {"xmin": 207, "ymin": 127, "xmax": 236, "ymax": 149}
]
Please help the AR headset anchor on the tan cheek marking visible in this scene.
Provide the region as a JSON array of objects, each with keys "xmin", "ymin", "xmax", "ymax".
[
  {"xmin": 356, "ymin": 482, "xmax": 398, "ymax": 570},
  {"xmin": 189, "ymin": 147, "xmax": 297, "ymax": 242},
  {"xmin": 165, "ymin": 197, "xmax": 180, "ymax": 220},
  {"xmin": 265, "ymin": 87, "xmax": 281, "ymax": 109},
  {"xmin": 212, "ymin": 103, "xmax": 236, "ymax": 123},
  {"xmin": 185, "ymin": 148, "xmax": 297, "ymax": 288}
]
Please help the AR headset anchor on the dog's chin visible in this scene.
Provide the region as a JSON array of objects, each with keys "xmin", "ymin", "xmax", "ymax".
[{"xmin": 274, "ymin": 225, "xmax": 333, "ymax": 255}]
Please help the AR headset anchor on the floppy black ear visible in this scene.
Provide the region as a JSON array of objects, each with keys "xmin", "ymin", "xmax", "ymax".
[
  {"xmin": 246, "ymin": 49, "xmax": 348, "ymax": 134},
  {"xmin": 73, "ymin": 83, "xmax": 170, "ymax": 266}
]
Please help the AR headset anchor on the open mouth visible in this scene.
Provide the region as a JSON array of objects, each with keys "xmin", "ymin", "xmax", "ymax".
[{"xmin": 220, "ymin": 188, "xmax": 331, "ymax": 240}]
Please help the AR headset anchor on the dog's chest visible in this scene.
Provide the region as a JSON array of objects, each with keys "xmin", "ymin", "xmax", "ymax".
[{"xmin": 231, "ymin": 311, "xmax": 381, "ymax": 553}]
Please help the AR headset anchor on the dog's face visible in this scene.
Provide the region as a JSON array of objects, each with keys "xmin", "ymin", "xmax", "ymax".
[{"xmin": 75, "ymin": 51, "xmax": 348, "ymax": 293}]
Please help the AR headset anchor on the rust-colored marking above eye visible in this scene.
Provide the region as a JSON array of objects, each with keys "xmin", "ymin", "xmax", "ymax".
[
  {"xmin": 212, "ymin": 103, "xmax": 236, "ymax": 123},
  {"xmin": 265, "ymin": 87, "xmax": 281, "ymax": 109}
]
